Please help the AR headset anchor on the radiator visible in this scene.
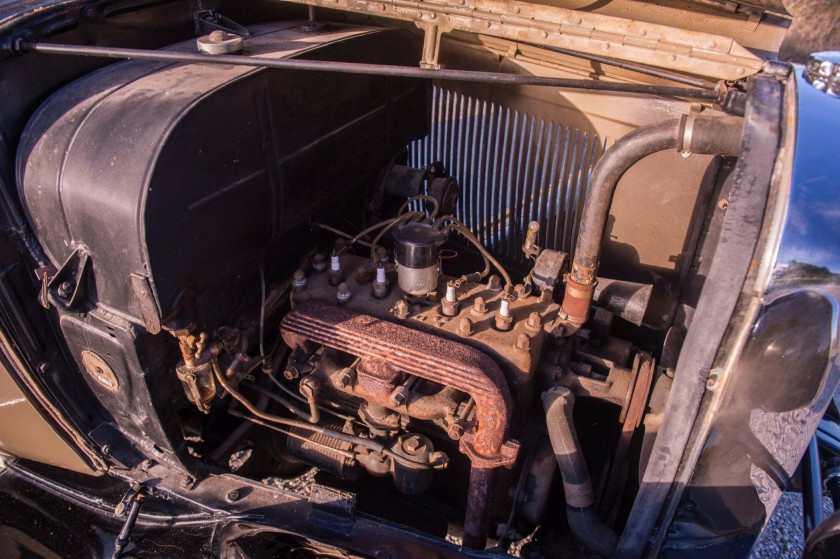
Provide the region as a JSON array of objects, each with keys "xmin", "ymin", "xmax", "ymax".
[{"xmin": 408, "ymin": 86, "xmax": 605, "ymax": 266}]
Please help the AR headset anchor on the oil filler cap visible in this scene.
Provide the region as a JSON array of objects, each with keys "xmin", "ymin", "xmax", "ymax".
[
  {"xmin": 804, "ymin": 52, "xmax": 840, "ymax": 97},
  {"xmin": 197, "ymin": 30, "xmax": 244, "ymax": 55}
]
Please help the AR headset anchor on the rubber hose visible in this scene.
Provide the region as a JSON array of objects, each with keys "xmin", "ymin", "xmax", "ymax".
[
  {"xmin": 570, "ymin": 116, "xmax": 743, "ymax": 287},
  {"xmin": 543, "ymin": 386, "xmax": 619, "ymax": 557}
]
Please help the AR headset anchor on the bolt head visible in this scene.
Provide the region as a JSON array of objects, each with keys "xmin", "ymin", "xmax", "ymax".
[
  {"xmin": 394, "ymin": 299, "xmax": 410, "ymax": 319},
  {"xmin": 389, "ymin": 386, "xmax": 409, "ymax": 407},
  {"xmin": 335, "ymin": 367, "xmax": 354, "ymax": 388},
  {"xmin": 516, "ymin": 332, "xmax": 531, "ymax": 351},
  {"xmin": 458, "ymin": 317, "xmax": 473, "ymax": 336},
  {"xmin": 226, "ymin": 489, "xmax": 240, "ymax": 502},
  {"xmin": 402, "ymin": 435, "xmax": 425, "ymax": 454},
  {"xmin": 58, "ymin": 281, "xmax": 73, "ymax": 297},
  {"xmin": 487, "ymin": 275, "xmax": 502, "ymax": 291},
  {"xmin": 717, "ymin": 198, "xmax": 729, "ymax": 210},
  {"xmin": 527, "ymin": 312, "xmax": 541, "ymax": 328},
  {"xmin": 356, "ymin": 264, "xmax": 371, "ymax": 283}
]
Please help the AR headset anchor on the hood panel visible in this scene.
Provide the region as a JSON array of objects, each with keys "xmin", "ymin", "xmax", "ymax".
[{"xmin": 287, "ymin": 0, "xmax": 790, "ymax": 79}]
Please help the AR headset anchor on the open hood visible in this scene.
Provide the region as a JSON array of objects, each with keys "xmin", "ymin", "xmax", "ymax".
[{"xmin": 280, "ymin": 0, "xmax": 791, "ymax": 80}]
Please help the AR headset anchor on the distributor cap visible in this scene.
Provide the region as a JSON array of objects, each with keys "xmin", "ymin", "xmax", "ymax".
[{"xmin": 393, "ymin": 222, "xmax": 448, "ymax": 269}]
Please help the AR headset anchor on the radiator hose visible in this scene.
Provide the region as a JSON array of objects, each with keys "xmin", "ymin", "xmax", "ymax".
[
  {"xmin": 560, "ymin": 115, "xmax": 744, "ymax": 328},
  {"xmin": 543, "ymin": 386, "xmax": 619, "ymax": 557}
]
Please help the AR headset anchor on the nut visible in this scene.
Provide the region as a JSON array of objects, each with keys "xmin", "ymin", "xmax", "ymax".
[
  {"xmin": 458, "ymin": 317, "xmax": 473, "ymax": 336},
  {"xmin": 495, "ymin": 311, "xmax": 513, "ymax": 331},
  {"xmin": 527, "ymin": 312, "xmax": 541, "ymax": 329},
  {"xmin": 336, "ymin": 282, "xmax": 351, "ymax": 303},
  {"xmin": 292, "ymin": 269, "xmax": 307, "ymax": 289},
  {"xmin": 447, "ymin": 423, "xmax": 464, "ymax": 440},
  {"xmin": 389, "ymin": 385, "xmax": 410, "ymax": 407},
  {"xmin": 334, "ymin": 367, "xmax": 355, "ymax": 389},
  {"xmin": 356, "ymin": 264, "xmax": 372, "ymax": 284},
  {"xmin": 394, "ymin": 299, "xmax": 410, "ymax": 319},
  {"xmin": 441, "ymin": 296, "xmax": 459, "ymax": 317},
  {"xmin": 516, "ymin": 332, "xmax": 531, "ymax": 351},
  {"xmin": 471, "ymin": 296, "xmax": 487, "ymax": 314},
  {"xmin": 57, "ymin": 281, "xmax": 74, "ymax": 298},
  {"xmin": 487, "ymin": 274, "xmax": 502, "ymax": 292},
  {"xmin": 312, "ymin": 253, "xmax": 327, "ymax": 272}
]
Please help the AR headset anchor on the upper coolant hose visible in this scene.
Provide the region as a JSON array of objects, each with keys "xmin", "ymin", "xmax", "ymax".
[
  {"xmin": 543, "ymin": 386, "xmax": 619, "ymax": 557},
  {"xmin": 560, "ymin": 115, "xmax": 743, "ymax": 327}
]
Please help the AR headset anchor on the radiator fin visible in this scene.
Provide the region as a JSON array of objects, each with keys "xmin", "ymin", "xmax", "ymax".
[{"xmin": 408, "ymin": 86, "xmax": 605, "ymax": 266}]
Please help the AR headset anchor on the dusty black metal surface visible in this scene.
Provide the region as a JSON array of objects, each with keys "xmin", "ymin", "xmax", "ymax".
[
  {"xmin": 0, "ymin": 457, "xmax": 502, "ymax": 559},
  {"xmin": 616, "ymin": 74, "xmax": 783, "ymax": 558},
  {"xmin": 17, "ymin": 22, "xmax": 426, "ymax": 330}
]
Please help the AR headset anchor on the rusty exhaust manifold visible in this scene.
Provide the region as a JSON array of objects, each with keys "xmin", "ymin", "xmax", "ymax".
[{"xmin": 281, "ymin": 299, "xmax": 519, "ymax": 549}]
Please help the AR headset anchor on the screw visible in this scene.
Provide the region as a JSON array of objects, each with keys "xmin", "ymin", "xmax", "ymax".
[
  {"xmin": 472, "ymin": 296, "xmax": 487, "ymax": 314},
  {"xmin": 458, "ymin": 317, "xmax": 473, "ymax": 336},
  {"xmin": 57, "ymin": 281, "xmax": 73, "ymax": 298},
  {"xmin": 299, "ymin": 376, "xmax": 320, "ymax": 398},
  {"xmin": 516, "ymin": 333, "xmax": 531, "ymax": 351},
  {"xmin": 226, "ymin": 489, "xmax": 240, "ymax": 502},
  {"xmin": 717, "ymin": 198, "xmax": 729, "ymax": 210},
  {"xmin": 527, "ymin": 312, "xmax": 541, "ymax": 329},
  {"xmin": 487, "ymin": 275, "xmax": 502, "ymax": 292}
]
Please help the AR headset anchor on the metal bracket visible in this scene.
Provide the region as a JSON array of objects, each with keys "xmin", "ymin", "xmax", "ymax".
[
  {"xmin": 130, "ymin": 274, "xmax": 161, "ymax": 334},
  {"xmin": 194, "ymin": 10, "xmax": 250, "ymax": 38},
  {"xmin": 417, "ymin": 23, "xmax": 449, "ymax": 70},
  {"xmin": 46, "ymin": 248, "xmax": 91, "ymax": 309}
]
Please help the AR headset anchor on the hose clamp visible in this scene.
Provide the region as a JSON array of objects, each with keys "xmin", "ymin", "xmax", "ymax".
[{"xmin": 680, "ymin": 114, "xmax": 696, "ymax": 156}]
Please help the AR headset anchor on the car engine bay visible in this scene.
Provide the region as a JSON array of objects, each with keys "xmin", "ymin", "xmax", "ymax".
[{"xmin": 5, "ymin": 5, "xmax": 764, "ymax": 555}]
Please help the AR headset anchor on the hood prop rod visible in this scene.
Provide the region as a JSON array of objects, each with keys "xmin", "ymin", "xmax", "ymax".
[{"xmin": 15, "ymin": 40, "xmax": 721, "ymax": 100}]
